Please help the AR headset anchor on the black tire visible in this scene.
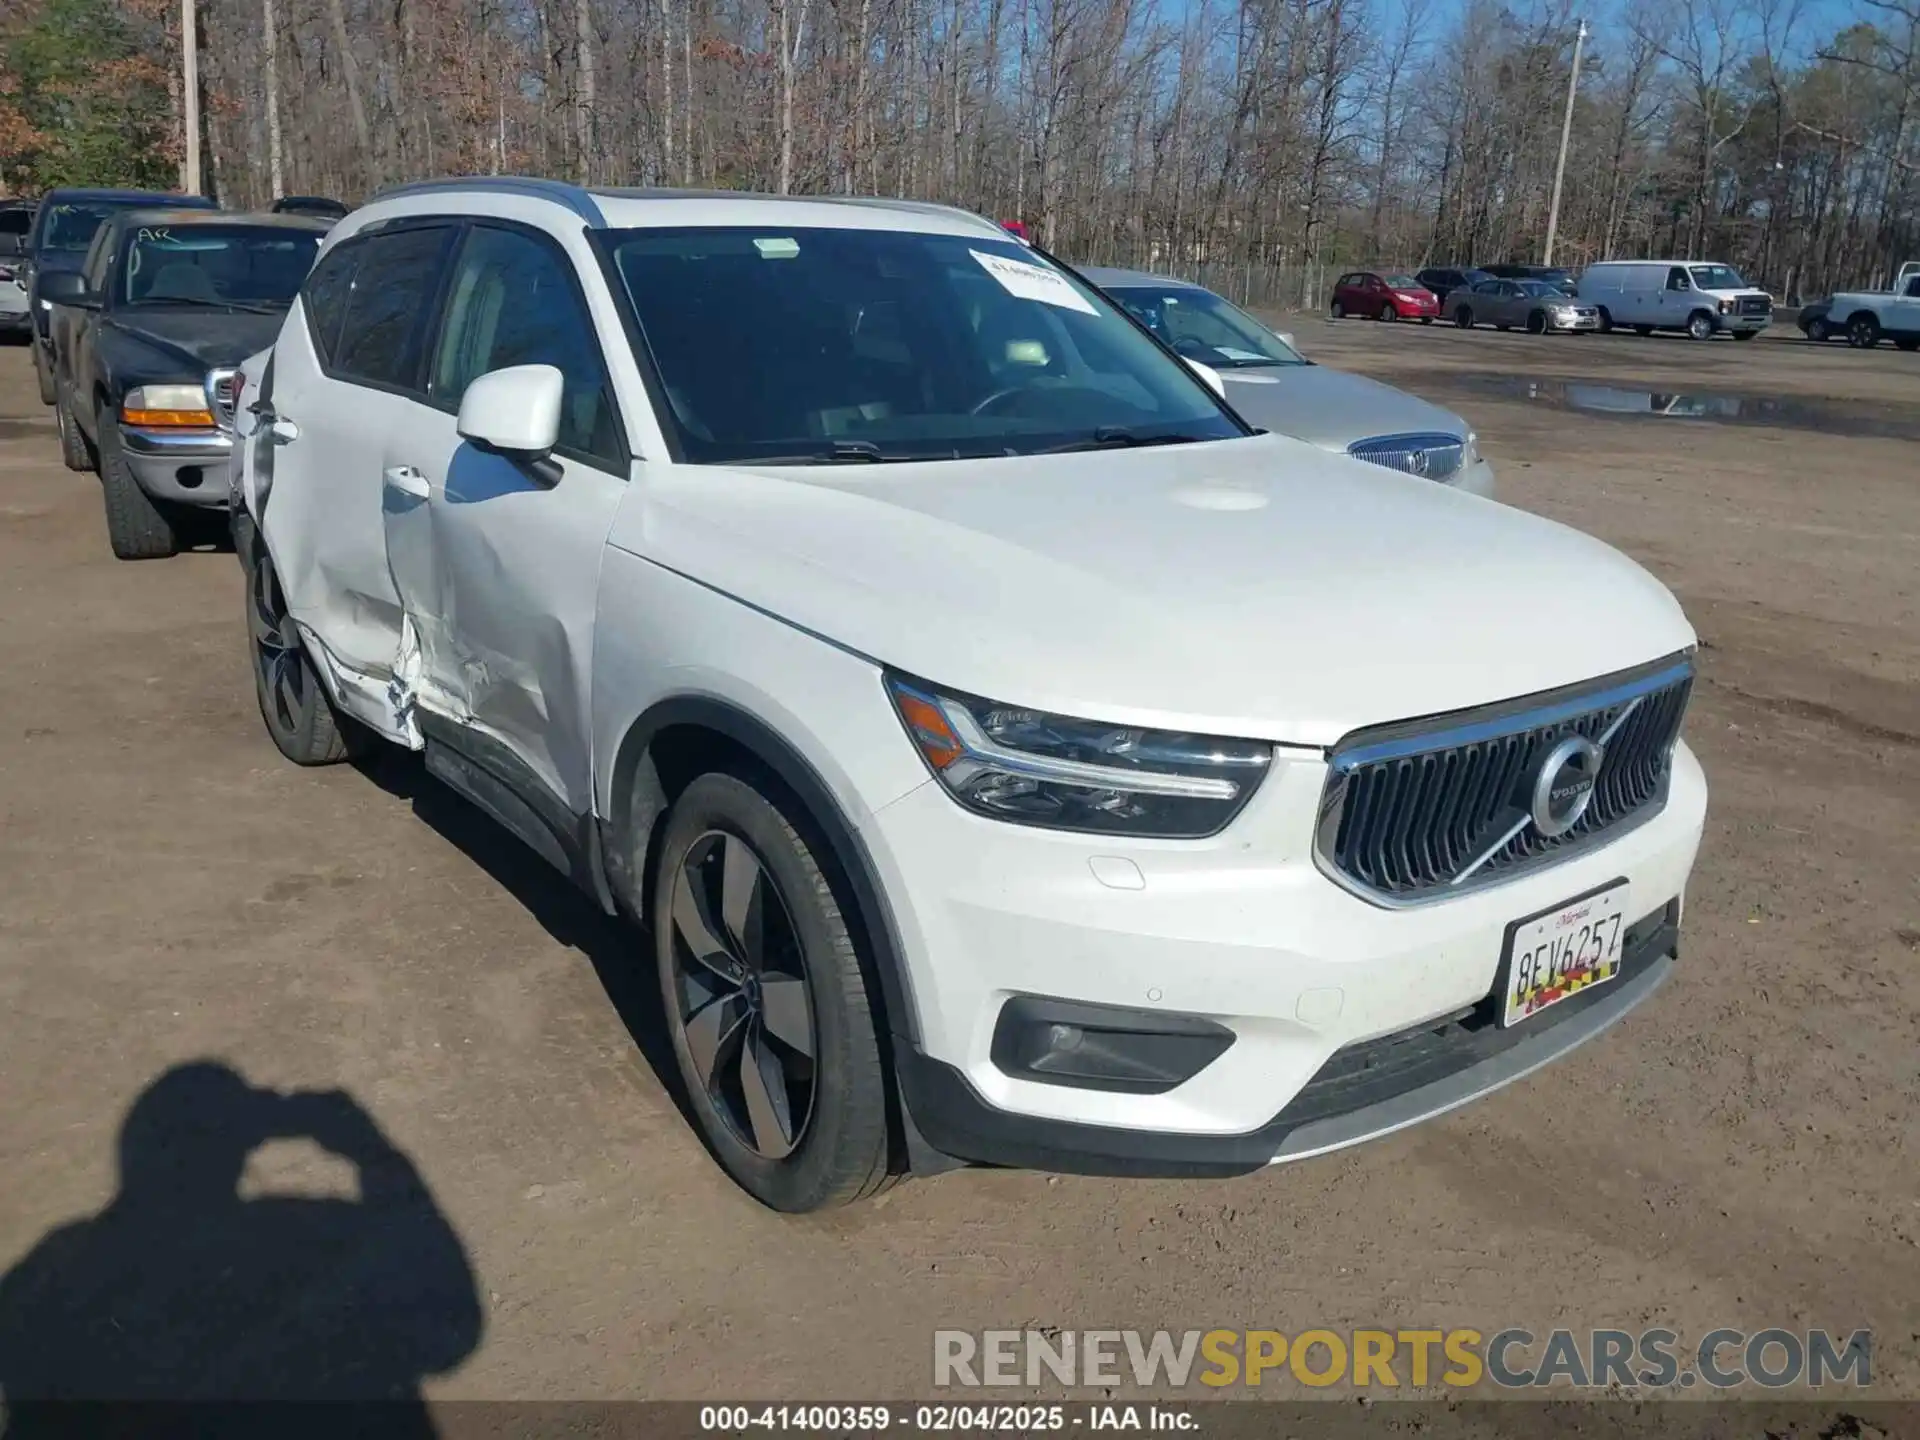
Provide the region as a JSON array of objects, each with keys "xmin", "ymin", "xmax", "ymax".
[
  {"xmin": 654, "ymin": 771, "xmax": 893, "ymax": 1213},
  {"xmin": 95, "ymin": 406, "xmax": 177, "ymax": 560},
  {"xmin": 1633, "ymin": 324, "xmax": 1654, "ymax": 337},
  {"xmin": 55, "ymin": 385, "xmax": 94, "ymax": 472},
  {"xmin": 1598, "ymin": 307, "xmax": 1614, "ymax": 333},
  {"xmin": 1526, "ymin": 310, "xmax": 1547, "ymax": 335},
  {"xmin": 33, "ymin": 340, "xmax": 55, "ymax": 405},
  {"xmin": 1453, "ymin": 306, "xmax": 1474, "ymax": 329},
  {"xmin": 1848, "ymin": 314, "xmax": 1880, "ymax": 349},
  {"xmin": 1379, "ymin": 303, "xmax": 1398, "ymax": 322},
  {"xmin": 1686, "ymin": 311, "xmax": 1716, "ymax": 341},
  {"xmin": 1330, "ymin": 300, "xmax": 1345, "ymax": 319},
  {"xmin": 244, "ymin": 529, "xmax": 365, "ymax": 765},
  {"xmin": 1806, "ymin": 318, "xmax": 1830, "ymax": 343},
  {"xmin": 1418, "ymin": 316, "xmax": 1433, "ymax": 325},
  {"xmin": 1496, "ymin": 322, "xmax": 1511, "ymax": 332},
  {"xmin": 1897, "ymin": 337, "xmax": 1920, "ymax": 353},
  {"xmin": 1732, "ymin": 329, "xmax": 1756, "ymax": 342}
]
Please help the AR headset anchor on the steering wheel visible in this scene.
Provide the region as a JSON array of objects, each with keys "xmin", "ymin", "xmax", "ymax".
[{"xmin": 970, "ymin": 386, "xmax": 1032, "ymax": 417}]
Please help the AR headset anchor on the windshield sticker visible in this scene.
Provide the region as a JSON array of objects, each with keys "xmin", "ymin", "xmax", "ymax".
[
  {"xmin": 969, "ymin": 249, "xmax": 1096, "ymax": 314},
  {"xmin": 136, "ymin": 227, "xmax": 172, "ymax": 244},
  {"xmin": 754, "ymin": 237, "xmax": 800, "ymax": 259}
]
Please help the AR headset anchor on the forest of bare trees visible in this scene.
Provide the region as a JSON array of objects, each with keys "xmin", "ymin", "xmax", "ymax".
[{"xmin": 4, "ymin": 0, "xmax": 1919, "ymax": 303}]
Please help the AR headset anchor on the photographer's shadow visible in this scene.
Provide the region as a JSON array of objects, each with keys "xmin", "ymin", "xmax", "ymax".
[{"xmin": 0, "ymin": 1061, "xmax": 481, "ymax": 1420}]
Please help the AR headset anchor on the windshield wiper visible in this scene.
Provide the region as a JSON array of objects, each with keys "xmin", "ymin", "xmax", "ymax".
[
  {"xmin": 1035, "ymin": 427, "xmax": 1211, "ymax": 454},
  {"xmin": 744, "ymin": 440, "xmax": 917, "ymax": 465},
  {"xmin": 137, "ymin": 298, "xmax": 286, "ymax": 315}
]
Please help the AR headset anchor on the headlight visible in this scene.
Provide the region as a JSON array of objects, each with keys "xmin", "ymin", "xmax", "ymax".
[
  {"xmin": 886, "ymin": 675, "xmax": 1272, "ymax": 837},
  {"xmin": 121, "ymin": 383, "xmax": 217, "ymax": 428}
]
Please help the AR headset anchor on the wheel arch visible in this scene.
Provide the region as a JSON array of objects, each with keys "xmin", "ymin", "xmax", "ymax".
[
  {"xmin": 602, "ymin": 693, "xmax": 924, "ymax": 1050},
  {"xmin": 1845, "ymin": 308, "xmax": 1880, "ymax": 328}
]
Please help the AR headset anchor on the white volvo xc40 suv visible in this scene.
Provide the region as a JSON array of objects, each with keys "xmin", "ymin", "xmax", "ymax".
[{"xmin": 228, "ymin": 178, "xmax": 1707, "ymax": 1212}]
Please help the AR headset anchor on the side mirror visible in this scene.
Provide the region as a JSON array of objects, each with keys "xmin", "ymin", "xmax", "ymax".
[
  {"xmin": 1184, "ymin": 357, "xmax": 1226, "ymax": 398},
  {"xmin": 457, "ymin": 364, "xmax": 564, "ymax": 485},
  {"xmin": 40, "ymin": 271, "xmax": 96, "ymax": 308}
]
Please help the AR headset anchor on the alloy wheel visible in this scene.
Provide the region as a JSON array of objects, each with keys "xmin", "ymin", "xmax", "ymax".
[
  {"xmin": 668, "ymin": 830, "xmax": 818, "ymax": 1160},
  {"xmin": 248, "ymin": 549, "xmax": 308, "ymax": 734}
]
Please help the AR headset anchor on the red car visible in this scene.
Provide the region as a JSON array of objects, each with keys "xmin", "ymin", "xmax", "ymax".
[{"xmin": 1330, "ymin": 270, "xmax": 1441, "ymax": 323}]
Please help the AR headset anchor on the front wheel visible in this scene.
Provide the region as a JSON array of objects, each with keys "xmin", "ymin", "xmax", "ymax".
[
  {"xmin": 1598, "ymin": 307, "xmax": 1614, "ymax": 333},
  {"xmin": 1526, "ymin": 310, "xmax": 1547, "ymax": 335},
  {"xmin": 1453, "ymin": 306, "xmax": 1474, "ymax": 329},
  {"xmin": 655, "ymin": 772, "xmax": 894, "ymax": 1212},
  {"xmin": 1686, "ymin": 311, "xmax": 1716, "ymax": 342},
  {"xmin": 1379, "ymin": 303, "xmax": 1399, "ymax": 322},
  {"xmin": 245, "ymin": 531, "xmax": 366, "ymax": 764},
  {"xmin": 1848, "ymin": 315, "xmax": 1881, "ymax": 348},
  {"xmin": 1806, "ymin": 318, "xmax": 1830, "ymax": 343},
  {"xmin": 33, "ymin": 341, "xmax": 55, "ymax": 405},
  {"xmin": 96, "ymin": 407, "xmax": 177, "ymax": 560},
  {"xmin": 1330, "ymin": 300, "xmax": 1346, "ymax": 320}
]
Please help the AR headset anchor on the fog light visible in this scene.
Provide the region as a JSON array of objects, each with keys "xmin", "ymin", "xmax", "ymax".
[{"xmin": 992, "ymin": 996, "xmax": 1235, "ymax": 1094}]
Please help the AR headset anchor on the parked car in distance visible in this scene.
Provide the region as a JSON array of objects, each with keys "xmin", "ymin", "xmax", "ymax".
[
  {"xmin": 42, "ymin": 208, "xmax": 326, "ymax": 558},
  {"xmin": 1414, "ymin": 266, "xmax": 1492, "ymax": 305},
  {"xmin": 0, "ymin": 201, "xmax": 34, "ymax": 338},
  {"xmin": 231, "ymin": 178, "xmax": 1705, "ymax": 1213},
  {"xmin": 1576, "ymin": 261, "xmax": 1773, "ymax": 341},
  {"xmin": 1088, "ymin": 267, "xmax": 1495, "ymax": 498},
  {"xmin": 1478, "ymin": 263, "xmax": 1578, "ymax": 295},
  {"xmin": 271, "ymin": 195, "xmax": 349, "ymax": 221},
  {"xmin": 1821, "ymin": 273, "xmax": 1920, "ymax": 349},
  {"xmin": 1796, "ymin": 298, "xmax": 1838, "ymax": 343},
  {"xmin": 1450, "ymin": 277, "xmax": 1601, "ymax": 334},
  {"xmin": 1330, "ymin": 270, "xmax": 1440, "ymax": 322},
  {"xmin": 22, "ymin": 187, "xmax": 217, "ymax": 405}
]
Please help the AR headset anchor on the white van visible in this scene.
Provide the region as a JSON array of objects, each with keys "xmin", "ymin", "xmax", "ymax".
[{"xmin": 1577, "ymin": 261, "xmax": 1775, "ymax": 341}]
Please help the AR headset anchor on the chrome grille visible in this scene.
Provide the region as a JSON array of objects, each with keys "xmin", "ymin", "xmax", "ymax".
[
  {"xmin": 1346, "ymin": 431, "xmax": 1464, "ymax": 482},
  {"xmin": 1316, "ymin": 658, "xmax": 1693, "ymax": 906},
  {"xmin": 206, "ymin": 367, "xmax": 241, "ymax": 430}
]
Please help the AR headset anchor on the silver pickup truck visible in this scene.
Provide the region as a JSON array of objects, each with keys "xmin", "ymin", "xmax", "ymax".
[{"xmin": 1815, "ymin": 264, "xmax": 1920, "ymax": 349}]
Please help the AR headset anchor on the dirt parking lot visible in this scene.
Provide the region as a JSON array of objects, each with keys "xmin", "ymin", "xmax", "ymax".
[{"xmin": 0, "ymin": 320, "xmax": 1914, "ymax": 1404}]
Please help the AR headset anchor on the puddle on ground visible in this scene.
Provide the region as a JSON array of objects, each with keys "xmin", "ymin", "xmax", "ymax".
[
  {"xmin": 1425, "ymin": 374, "xmax": 1920, "ymax": 441},
  {"xmin": 0, "ymin": 418, "xmax": 53, "ymax": 440}
]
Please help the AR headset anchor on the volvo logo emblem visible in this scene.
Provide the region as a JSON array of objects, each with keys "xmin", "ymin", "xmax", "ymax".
[{"xmin": 1530, "ymin": 735, "xmax": 1602, "ymax": 838}]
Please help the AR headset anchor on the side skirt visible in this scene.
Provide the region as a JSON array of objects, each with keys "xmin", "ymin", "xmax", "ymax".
[{"xmin": 416, "ymin": 711, "xmax": 618, "ymax": 916}]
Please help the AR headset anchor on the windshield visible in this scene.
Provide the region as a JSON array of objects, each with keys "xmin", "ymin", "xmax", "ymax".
[
  {"xmin": 1689, "ymin": 264, "xmax": 1746, "ymax": 291},
  {"xmin": 607, "ymin": 227, "xmax": 1246, "ymax": 464},
  {"xmin": 1383, "ymin": 275, "xmax": 1423, "ymax": 290},
  {"xmin": 1517, "ymin": 280, "xmax": 1565, "ymax": 297},
  {"xmin": 1108, "ymin": 285, "xmax": 1307, "ymax": 369},
  {"xmin": 42, "ymin": 204, "xmax": 115, "ymax": 253},
  {"xmin": 121, "ymin": 224, "xmax": 320, "ymax": 308}
]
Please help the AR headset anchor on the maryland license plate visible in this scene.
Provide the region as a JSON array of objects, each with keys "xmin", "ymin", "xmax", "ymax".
[{"xmin": 1499, "ymin": 881, "xmax": 1630, "ymax": 1028}]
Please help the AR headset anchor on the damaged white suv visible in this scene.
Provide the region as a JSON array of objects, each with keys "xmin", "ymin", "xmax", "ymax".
[{"xmin": 230, "ymin": 178, "xmax": 1707, "ymax": 1212}]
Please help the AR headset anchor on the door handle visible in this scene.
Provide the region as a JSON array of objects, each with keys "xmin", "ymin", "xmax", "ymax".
[{"xmin": 383, "ymin": 464, "xmax": 431, "ymax": 500}]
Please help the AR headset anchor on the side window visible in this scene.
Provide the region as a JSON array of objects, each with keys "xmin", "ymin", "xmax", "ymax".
[
  {"xmin": 301, "ymin": 240, "xmax": 359, "ymax": 364},
  {"xmin": 332, "ymin": 225, "xmax": 456, "ymax": 391},
  {"xmin": 82, "ymin": 230, "xmax": 114, "ymax": 294},
  {"xmin": 429, "ymin": 225, "xmax": 623, "ymax": 469},
  {"xmin": 1666, "ymin": 267, "xmax": 1690, "ymax": 292},
  {"xmin": 1905, "ymin": 277, "xmax": 1920, "ymax": 298}
]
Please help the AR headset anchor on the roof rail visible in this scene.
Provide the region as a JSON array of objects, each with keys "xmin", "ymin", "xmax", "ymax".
[
  {"xmin": 370, "ymin": 175, "xmax": 606, "ymax": 227},
  {"xmin": 588, "ymin": 185, "xmax": 1000, "ymax": 234}
]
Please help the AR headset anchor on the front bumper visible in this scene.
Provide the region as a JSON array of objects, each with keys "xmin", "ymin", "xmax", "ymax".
[
  {"xmin": 1451, "ymin": 455, "xmax": 1497, "ymax": 499},
  {"xmin": 120, "ymin": 425, "xmax": 233, "ymax": 508},
  {"xmin": 1549, "ymin": 311, "xmax": 1603, "ymax": 331},
  {"xmin": 870, "ymin": 736, "xmax": 1706, "ymax": 1174},
  {"xmin": 1719, "ymin": 311, "xmax": 1773, "ymax": 333}
]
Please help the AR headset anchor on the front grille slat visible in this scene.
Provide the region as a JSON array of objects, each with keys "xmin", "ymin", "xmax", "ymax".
[
  {"xmin": 1347, "ymin": 431, "xmax": 1465, "ymax": 482},
  {"xmin": 1321, "ymin": 662, "xmax": 1693, "ymax": 905}
]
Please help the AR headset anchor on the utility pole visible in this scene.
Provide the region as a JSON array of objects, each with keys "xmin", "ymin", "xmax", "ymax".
[
  {"xmin": 181, "ymin": 0, "xmax": 202, "ymax": 194},
  {"xmin": 1542, "ymin": 17, "xmax": 1587, "ymax": 267},
  {"xmin": 263, "ymin": 0, "xmax": 284, "ymax": 199}
]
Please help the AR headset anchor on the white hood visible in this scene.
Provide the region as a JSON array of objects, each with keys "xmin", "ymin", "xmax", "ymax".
[{"xmin": 629, "ymin": 434, "xmax": 1694, "ymax": 747}]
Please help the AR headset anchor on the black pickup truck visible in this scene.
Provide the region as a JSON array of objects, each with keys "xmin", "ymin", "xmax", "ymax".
[{"xmin": 42, "ymin": 208, "xmax": 325, "ymax": 558}]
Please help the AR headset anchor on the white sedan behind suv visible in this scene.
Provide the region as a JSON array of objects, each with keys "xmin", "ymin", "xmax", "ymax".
[{"xmin": 229, "ymin": 179, "xmax": 1707, "ymax": 1212}]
